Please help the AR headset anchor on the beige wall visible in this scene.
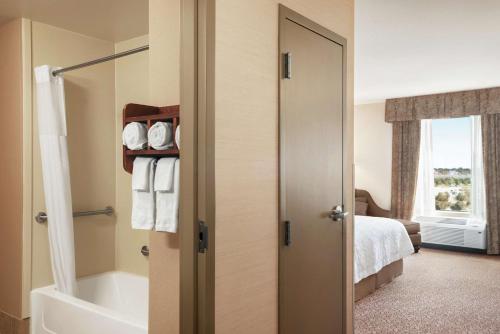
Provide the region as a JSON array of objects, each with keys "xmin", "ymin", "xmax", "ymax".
[
  {"xmin": 0, "ymin": 18, "xmax": 24, "ymax": 319},
  {"xmin": 114, "ymin": 35, "xmax": 150, "ymax": 276},
  {"xmin": 21, "ymin": 18, "xmax": 32, "ymax": 319},
  {"xmin": 213, "ymin": 1, "xmax": 354, "ymax": 333},
  {"xmin": 354, "ymin": 102, "xmax": 392, "ymax": 209},
  {"xmin": 148, "ymin": 0, "xmax": 181, "ymax": 333},
  {"xmin": 31, "ymin": 21, "xmax": 117, "ymax": 288}
]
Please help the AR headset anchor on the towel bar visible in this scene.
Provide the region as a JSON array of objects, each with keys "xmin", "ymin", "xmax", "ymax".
[{"xmin": 35, "ymin": 206, "xmax": 114, "ymax": 224}]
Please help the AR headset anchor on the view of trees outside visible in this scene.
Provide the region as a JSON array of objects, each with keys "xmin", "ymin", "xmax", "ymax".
[
  {"xmin": 434, "ymin": 168, "xmax": 471, "ymax": 212},
  {"xmin": 432, "ymin": 117, "xmax": 472, "ymax": 213}
]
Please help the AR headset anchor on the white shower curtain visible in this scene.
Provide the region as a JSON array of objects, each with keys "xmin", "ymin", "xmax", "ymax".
[
  {"xmin": 413, "ymin": 119, "xmax": 435, "ymax": 218},
  {"xmin": 471, "ymin": 116, "xmax": 487, "ymax": 222},
  {"xmin": 35, "ymin": 65, "xmax": 77, "ymax": 296}
]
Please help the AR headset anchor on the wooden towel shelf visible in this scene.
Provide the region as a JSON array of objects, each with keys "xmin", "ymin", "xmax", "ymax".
[{"xmin": 123, "ymin": 103, "xmax": 180, "ymax": 173}]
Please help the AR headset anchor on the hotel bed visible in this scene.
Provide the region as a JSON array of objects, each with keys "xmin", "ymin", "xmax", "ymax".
[{"xmin": 354, "ymin": 215, "xmax": 414, "ymax": 301}]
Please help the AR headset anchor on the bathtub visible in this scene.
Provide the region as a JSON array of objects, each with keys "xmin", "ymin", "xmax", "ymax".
[{"xmin": 31, "ymin": 271, "xmax": 148, "ymax": 334}]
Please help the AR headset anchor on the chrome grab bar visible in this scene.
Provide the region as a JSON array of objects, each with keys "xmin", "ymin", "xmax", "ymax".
[{"xmin": 35, "ymin": 206, "xmax": 114, "ymax": 224}]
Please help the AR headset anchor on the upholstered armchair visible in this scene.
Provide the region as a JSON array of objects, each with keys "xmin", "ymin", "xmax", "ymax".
[{"xmin": 355, "ymin": 189, "xmax": 422, "ymax": 253}]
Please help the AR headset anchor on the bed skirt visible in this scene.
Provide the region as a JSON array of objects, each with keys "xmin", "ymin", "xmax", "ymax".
[{"xmin": 355, "ymin": 259, "xmax": 403, "ymax": 302}]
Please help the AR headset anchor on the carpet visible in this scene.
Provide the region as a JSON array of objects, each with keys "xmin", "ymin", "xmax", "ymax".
[{"xmin": 355, "ymin": 248, "xmax": 500, "ymax": 334}]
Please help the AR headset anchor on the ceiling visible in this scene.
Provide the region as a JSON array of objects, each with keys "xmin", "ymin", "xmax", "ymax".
[
  {"xmin": 0, "ymin": 0, "xmax": 148, "ymax": 42},
  {"xmin": 355, "ymin": 0, "xmax": 500, "ymax": 104}
]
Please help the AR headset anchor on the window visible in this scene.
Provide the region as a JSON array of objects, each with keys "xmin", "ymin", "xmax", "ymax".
[
  {"xmin": 432, "ymin": 118, "xmax": 472, "ymax": 215},
  {"xmin": 414, "ymin": 116, "xmax": 485, "ymax": 220}
]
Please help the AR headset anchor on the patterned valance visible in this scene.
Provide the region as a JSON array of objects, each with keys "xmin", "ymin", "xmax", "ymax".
[{"xmin": 385, "ymin": 87, "xmax": 500, "ymax": 122}]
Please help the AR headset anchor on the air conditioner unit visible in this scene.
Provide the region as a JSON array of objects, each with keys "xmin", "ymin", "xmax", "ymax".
[{"xmin": 416, "ymin": 216, "xmax": 486, "ymax": 250}]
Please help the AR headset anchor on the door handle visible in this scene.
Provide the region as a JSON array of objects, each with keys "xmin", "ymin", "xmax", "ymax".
[{"xmin": 328, "ymin": 205, "xmax": 349, "ymax": 221}]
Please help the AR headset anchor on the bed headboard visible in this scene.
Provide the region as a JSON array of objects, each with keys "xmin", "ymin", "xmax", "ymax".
[{"xmin": 354, "ymin": 189, "xmax": 392, "ymax": 218}]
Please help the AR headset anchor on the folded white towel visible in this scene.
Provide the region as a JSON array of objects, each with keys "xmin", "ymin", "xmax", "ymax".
[
  {"xmin": 123, "ymin": 122, "xmax": 148, "ymax": 150},
  {"xmin": 154, "ymin": 158, "xmax": 176, "ymax": 192},
  {"xmin": 148, "ymin": 122, "xmax": 173, "ymax": 150},
  {"xmin": 175, "ymin": 125, "xmax": 180, "ymax": 150},
  {"xmin": 155, "ymin": 159, "xmax": 180, "ymax": 233},
  {"xmin": 132, "ymin": 157, "xmax": 153, "ymax": 190},
  {"xmin": 132, "ymin": 158, "xmax": 156, "ymax": 230}
]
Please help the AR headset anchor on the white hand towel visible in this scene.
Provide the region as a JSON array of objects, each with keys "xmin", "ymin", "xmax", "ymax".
[
  {"xmin": 175, "ymin": 125, "xmax": 180, "ymax": 150},
  {"xmin": 132, "ymin": 157, "xmax": 153, "ymax": 190},
  {"xmin": 154, "ymin": 158, "xmax": 176, "ymax": 192},
  {"xmin": 123, "ymin": 122, "xmax": 148, "ymax": 150},
  {"xmin": 155, "ymin": 159, "xmax": 180, "ymax": 233},
  {"xmin": 148, "ymin": 122, "xmax": 173, "ymax": 150},
  {"xmin": 132, "ymin": 158, "xmax": 156, "ymax": 230}
]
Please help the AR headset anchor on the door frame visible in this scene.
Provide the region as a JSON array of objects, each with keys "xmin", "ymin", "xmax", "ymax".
[
  {"xmin": 179, "ymin": 0, "xmax": 198, "ymax": 333},
  {"xmin": 196, "ymin": 0, "xmax": 216, "ymax": 333},
  {"xmin": 186, "ymin": 0, "xmax": 216, "ymax": 333},
  {"xmin": 278, "ymin": 5, "xmax": 352, "ymax": 333}
]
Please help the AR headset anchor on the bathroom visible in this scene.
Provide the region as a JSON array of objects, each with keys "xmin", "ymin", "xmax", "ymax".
[
  {"xmin": 0, "ymin": 0, "xmax": 356, "ymax": 333},
  {"xmin": 0, "ymin": 0, "xmax": 184, "ymax": 333}
]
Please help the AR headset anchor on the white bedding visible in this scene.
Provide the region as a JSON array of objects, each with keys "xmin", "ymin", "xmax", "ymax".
[{"xmin": 354, "ymin": 215, "xmax": 414, "ymax": 283}]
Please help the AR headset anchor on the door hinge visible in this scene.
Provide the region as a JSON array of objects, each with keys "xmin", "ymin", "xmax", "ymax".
[
  {"xmin": 283, "ymin": 52, "xmax": 292, "ymax": 79},
  {"xmin": 198, "ymin": 220, "xmax": 208, "ymax": 253},
  {"xmin": 284, "ymin": 221, "xmax": 291, "ymax": 246}
]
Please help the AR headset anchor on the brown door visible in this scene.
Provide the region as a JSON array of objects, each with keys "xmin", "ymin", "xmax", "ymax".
[{"xmin": 279, "ymin": 7, "xmax": 346, "ymax": 334}]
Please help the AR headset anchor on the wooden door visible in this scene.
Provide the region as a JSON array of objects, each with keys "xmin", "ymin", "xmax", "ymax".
[{"xmin": 279, "ymin": 7, "xmax": 347, "ymax": 334}]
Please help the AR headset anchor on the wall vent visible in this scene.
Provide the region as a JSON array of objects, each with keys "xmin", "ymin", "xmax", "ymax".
[{"xmin": 421, "ymin": 225, "xmax": 465, "ymax": 246}]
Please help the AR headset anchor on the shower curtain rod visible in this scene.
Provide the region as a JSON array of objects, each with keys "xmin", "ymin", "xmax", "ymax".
[{"xmin": 52, "ymin": 45, "xmax": 149, "ymax": 76}]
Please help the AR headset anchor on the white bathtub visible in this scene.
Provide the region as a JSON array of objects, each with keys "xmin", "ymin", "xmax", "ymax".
[{"xmin": 31, "ymin": 271, "xmax": 148, "ymax": 334}]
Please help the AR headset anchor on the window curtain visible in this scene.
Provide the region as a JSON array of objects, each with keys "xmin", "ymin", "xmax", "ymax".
[
  {"xmin": 413, "ymin": 120, "xmax": 435, "ymax": 218},
  {"xmin": 387, "ymin": 87, "xmax": 500, "ymax": 246},
  {"xmin": 386, "ymin": 87, "xmax": 500, "ymax": 122},
  {"xmin": 34, "ymin": 65, "xmax": 78, "ymax": 295},
  {"xmin": 391, "ymin": 121, "xmax": 421, "ymax": 220},
  {"xmin": 482, "ymin": 114, "xmax": 500, "ymax": 254},
  {"xmin": 471, "ymin": 116, "xmax": 486, "ymax": 223}
]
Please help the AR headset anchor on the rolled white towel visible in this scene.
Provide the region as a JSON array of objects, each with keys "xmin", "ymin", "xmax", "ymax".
[
  {"xmin": 175, "ymin": 125, "xmax": 180, "ymax": 150},
  {"xmin": 148, "ymin": 122, "xmax": 173, "ymax": 150},
  {"xmin": 123, "ymin": 122, "xmax": 148, "ymax": 150}
]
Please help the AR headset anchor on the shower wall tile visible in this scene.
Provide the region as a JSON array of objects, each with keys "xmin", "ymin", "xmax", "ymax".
[
  {"xmin": 114, "ymin": 34, "xmax": 150, "ymax": 277},
  {"xmin": 31, "ymin": 21, "xmax": 117, "ymax": 289}
]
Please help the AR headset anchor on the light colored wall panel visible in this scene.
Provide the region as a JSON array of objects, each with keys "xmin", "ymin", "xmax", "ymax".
[
  {"xmin": 214, "ymin": 0, "xmax": 354, "ymax": 333},
  {"xmin": 31, "ymin": 21, "xmax": 116, "ymax": 289},
  {"xmin": 354, "ymin": 102, "xmax": 392, "ymax": 209},
  {"xmin": 0, "ymin": 18, "xmax": 24, "ymax": 319},
  {"xmin": 114, "ymin": 34, "xmax": 150, "ymax": 277},
  {"xmin": 148, "ymin": 0, "xmax": 181, "ymax": 333},
  {"xmin": 21, "ymin": 18, "xmax": 33, "ymax": 319}
]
